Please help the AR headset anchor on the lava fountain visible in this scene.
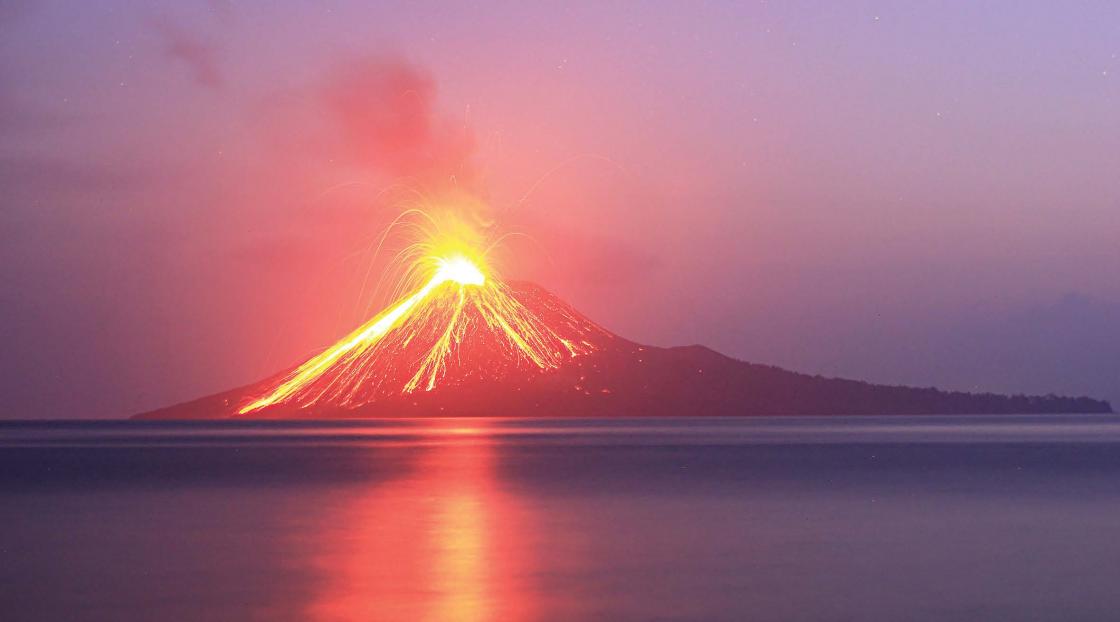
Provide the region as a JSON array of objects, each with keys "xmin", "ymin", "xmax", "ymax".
[{"xmin": 238, "ymin": 208, "xmax": 614, "ymax": 415}]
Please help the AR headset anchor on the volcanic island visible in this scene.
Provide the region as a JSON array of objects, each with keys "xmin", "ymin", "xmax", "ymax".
[{"xmin": 137, "ymin": 222, "xmax": 1110, "ymax": 419}]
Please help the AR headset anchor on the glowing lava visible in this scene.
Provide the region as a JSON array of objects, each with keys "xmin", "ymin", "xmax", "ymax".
[
  {"xmin": 238, "ymin": 211, "xmax": 611, "ymax": 415},
  {"xmin": 436, "ymin": 255, "xmax": 486, "ymax": 287}
]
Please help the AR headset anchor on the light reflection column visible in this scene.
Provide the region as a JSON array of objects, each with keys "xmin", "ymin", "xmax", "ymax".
[{"xmin": 304, "ymin": 423, "xmax": 537, "ymax": 622}]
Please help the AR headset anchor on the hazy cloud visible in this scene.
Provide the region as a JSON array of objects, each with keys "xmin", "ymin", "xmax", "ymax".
[
  {"xmin": 0, "ymin": 155, "xmax": 149, "ymax": 196},
  {"xmin": 208, "ymin": 0, "xmax": 234, "ymax": 21},
  {"xmin": 0, "ymin": 1, "xmax": 34, "ymax": 25},
  {"xmin": 322, "ymin": 57, "xmax": 476, "ymax": 191},
  {"xmin": 151, "ymin": 18, "xmax": 223, "ymax": 89}
]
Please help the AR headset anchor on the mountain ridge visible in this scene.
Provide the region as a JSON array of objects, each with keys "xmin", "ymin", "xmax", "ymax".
[{"xmin": 134, "ymin": 280, "xmax": 1112, "ymax": 418}]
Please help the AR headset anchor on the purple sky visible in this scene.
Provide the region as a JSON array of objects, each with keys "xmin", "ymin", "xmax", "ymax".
[{"xmin": 1, "ymin": 1, "xmax": 1118, "ymax": 418}]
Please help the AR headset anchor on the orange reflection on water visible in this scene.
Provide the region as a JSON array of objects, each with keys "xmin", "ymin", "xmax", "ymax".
[{"xmin": 304, "ymin": 423, "xmax": 538, "ymax": 621}]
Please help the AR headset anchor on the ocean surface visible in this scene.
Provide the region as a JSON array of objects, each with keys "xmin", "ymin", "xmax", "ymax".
[{"xmin": 3, "ymin": 415, "xmax": 1120, "ymax": 621}]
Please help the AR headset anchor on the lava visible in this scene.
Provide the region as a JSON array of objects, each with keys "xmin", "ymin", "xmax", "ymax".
[{"xmin": 238, "ymin": 210, "xmax": 610, "ymax": 415}]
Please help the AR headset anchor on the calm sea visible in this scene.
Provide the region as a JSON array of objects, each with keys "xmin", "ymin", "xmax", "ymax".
[{"xmin": 3, "ymin": 415, "xmax": 1120, "ymax": 621}]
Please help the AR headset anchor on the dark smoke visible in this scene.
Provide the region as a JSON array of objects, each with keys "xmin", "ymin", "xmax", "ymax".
[
  {"xmin": 151, "ymin": 18, "xmax": 223, "ymax": 89},
  {"xmin": 322, "ymin": 58, "xmax": 477, "ymax": 192}
]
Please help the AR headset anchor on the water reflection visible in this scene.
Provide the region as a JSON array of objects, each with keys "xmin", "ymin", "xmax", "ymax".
[{"xmin": 304, "ymin": 421, "xmax": 537, "ymax": 621}]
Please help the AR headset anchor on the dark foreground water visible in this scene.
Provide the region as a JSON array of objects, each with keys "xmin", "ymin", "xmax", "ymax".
[{"xmin": 3, "ymin": 416, "xmax": 1120, "ymax": 621}]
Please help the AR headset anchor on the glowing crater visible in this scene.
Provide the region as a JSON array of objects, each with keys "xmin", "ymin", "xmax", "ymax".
[{"xmin": 434, "ymin": 255, "xmax": 486, "ymax": 287}]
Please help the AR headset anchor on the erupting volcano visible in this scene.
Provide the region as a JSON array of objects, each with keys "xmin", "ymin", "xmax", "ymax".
[
  {"xmin": 238, "ymin": 249, "xmax": 618, "ymax": 416},
  {"xmin": 143, "ymin": 207, "xmax": 634, "ymax": 419},
  {"xmin": 137, "ymin": 208, "xmax": 1111, "ymax": 419}
]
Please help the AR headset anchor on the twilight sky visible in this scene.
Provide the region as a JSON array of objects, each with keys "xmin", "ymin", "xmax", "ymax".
[{"xmin": 1, "ymin": 1, "xmax": 1118, "ymax": 418}]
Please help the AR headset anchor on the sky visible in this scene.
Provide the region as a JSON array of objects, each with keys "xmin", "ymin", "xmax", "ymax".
[{"xmin": 1, "ymin": 0, "xmax": 1118, "ymax": 418}]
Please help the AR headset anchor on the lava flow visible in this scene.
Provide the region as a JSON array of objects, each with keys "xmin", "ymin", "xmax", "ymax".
[{"xmin": 238, "ymin": 210, "xmax": 614, "ymax": 415}]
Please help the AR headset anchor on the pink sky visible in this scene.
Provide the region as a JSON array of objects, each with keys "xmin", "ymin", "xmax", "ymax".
[{"xmin": 1, "ymin": 1, "xmax": 1118, "ymax": 417}]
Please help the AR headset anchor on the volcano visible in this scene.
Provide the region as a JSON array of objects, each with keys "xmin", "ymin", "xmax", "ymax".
[{"xmin": 136, "ymin": 279, "xmax": 1111, "ymax": 419}]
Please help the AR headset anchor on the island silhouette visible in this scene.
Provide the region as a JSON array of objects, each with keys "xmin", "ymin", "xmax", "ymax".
[{"xmin": 136, "ymin": 281, "xmax": 1111, "ymax": 419}]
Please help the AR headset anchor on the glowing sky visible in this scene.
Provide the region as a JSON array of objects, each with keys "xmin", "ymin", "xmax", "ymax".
[{"xmin": 2, "ymin": 1, "xmax": 1118, "ymax": 417}]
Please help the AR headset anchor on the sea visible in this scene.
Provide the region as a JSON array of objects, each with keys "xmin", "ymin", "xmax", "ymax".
[{"xmin": 3, "ymin": 415, "xmax": 1120, "ymax": 621}]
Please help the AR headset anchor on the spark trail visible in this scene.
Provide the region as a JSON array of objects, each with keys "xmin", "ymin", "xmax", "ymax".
[{"xmin": 238, "ymin": 211, "xmax": 613, "ymax": 415}]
